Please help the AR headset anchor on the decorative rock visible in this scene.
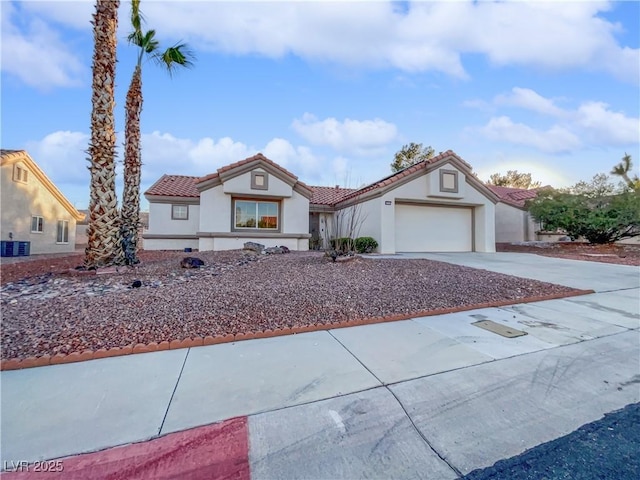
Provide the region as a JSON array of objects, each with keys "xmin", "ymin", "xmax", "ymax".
[
  {"xmin": 264, "ymin": 246, "xmax": 284, "ymax": 254},
  {"xmin": 243, "ymin": 242, "xmax": 265, "ymax": 253},
  {"xmin": 131, "ymin": 280, "xmax": 142, "ymax": 288},
  {"xmin": 180, "ymin": 257, "xmax": 205, "ymax": 268},
  {"xmin": 279, "ymin": 246, "xmax": 290, "ymax": 253}
]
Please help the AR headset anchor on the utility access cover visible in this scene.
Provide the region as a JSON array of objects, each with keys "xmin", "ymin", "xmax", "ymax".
[{"xmin": 472, "ymin": 320, "xmax": 527, "ymax": 338}]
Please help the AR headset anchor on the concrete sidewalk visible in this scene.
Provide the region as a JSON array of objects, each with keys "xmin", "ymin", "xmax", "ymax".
[{"xmin": 1, "ymin": 254, "xmax": 638, "ymax": 478}]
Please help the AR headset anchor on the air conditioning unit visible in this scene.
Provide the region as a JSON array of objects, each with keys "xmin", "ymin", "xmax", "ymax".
[{"xmin": 1, "ymin": 241, "xmax": 31, "ymax": 257}]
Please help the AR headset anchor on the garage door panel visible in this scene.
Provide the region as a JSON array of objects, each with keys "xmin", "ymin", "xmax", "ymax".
[{"xmin": 395, "ymin": 205, "xmax": 472, "ymax": 252}]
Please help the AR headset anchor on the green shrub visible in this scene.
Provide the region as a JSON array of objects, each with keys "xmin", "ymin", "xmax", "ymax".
[
  {"xmin": 330, "ymin": 237, "xmax": 354, "ymax": 252},
  {"xmin": 355, "ymin": 237, "xmax": 378, "ymax": 253}
]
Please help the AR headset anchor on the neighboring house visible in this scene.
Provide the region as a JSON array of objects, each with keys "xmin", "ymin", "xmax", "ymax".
[
  {"xmin": 144, "ymin": 150, "xmax": 498, "ymax": 253},
  {"xmin": 487, "ymin": 185, "xmax": 541, "ymax": 243},
  {"xmin": 1, "ymin": 149, "xmax": 84, "ymax": 254}
]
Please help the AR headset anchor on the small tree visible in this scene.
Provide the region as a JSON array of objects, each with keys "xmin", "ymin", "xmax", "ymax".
[
  {"xmin": 527, "ymin": 175, "xmax": 640, "ymax": 244},
  {"xmin": 611, "ymin": 153, "xmax": 640, "ymax": 190},
  {"xmin": 120, "ymin": 0, "xmax": 194, "ymax": 265},
  {"xmin": 488, "ymin": 170, "xmax": 541, "ymax": 189},
  {"xmin": 390, "ymin": 143, "xmax": 435, "ymax": 172}
]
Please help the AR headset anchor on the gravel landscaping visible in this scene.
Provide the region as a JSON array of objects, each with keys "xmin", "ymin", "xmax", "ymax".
[
  {"xmin": 497, "ymin": 242, "xmax": 640, "ymax": 266},
  {"xmin": 0, "ymin": 250, "xmax": 583, "ymax": 361}
]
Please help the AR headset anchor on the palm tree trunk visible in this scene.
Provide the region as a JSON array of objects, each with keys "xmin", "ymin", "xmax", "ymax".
[
  {"xmin": 121, "ymin": 65, "xmax": 143, "ymax": 264},
  {"xmin": 85, "ymin": 0, "xmax": 121, "ymax": 269}
]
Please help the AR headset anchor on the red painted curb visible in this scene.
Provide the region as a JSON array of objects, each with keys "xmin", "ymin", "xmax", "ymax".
[
  {"xmin": 0, "ymin": 288, "xmax": 596, "ymax": 371},
  {"xmin": 0, "ymin": 417, "xmax": 250, "ymax": 480}
]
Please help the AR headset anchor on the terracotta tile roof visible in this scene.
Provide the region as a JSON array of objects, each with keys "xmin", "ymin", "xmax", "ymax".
[
  {"xmin": 486, "ymin": 184, "xmax": 540, "ymax": 208},
  {"xmin": 310, "ymin": 186, "xmax": 357, "ymax": 205},
  {"xmin": 144, "ymin": 150, "xmax": 492, "ymax": 207},
  {"xmin": 195, "ymin": 153, "xmax": 310, "ymax": 191},
  {"xmin": 335, "ymin": 149, "xmax": 462, "ymax": 204},
  {"xmin": 145, "ymin": 175, "xmax": 201, "ymax": 197}
]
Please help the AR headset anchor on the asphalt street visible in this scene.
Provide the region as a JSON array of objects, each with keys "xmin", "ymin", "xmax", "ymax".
[{"xmin": 464, "ymin": 402, "xmax": 640, "ymax": 480}]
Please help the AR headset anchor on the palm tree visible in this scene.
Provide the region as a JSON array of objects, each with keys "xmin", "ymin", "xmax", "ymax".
[
  {"xmin": 86, "ymin": 0, "xmax": 121, "ymax": 269},
  {"xmin": 120, "ymin": 0, "xmax": 194, "ymax": 264},
  {"xmin": 611, "ymin": 153, "xmax": 640, "ymax": 190}
]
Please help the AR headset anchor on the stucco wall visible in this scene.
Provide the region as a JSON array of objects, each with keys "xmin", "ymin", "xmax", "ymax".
[
  {"xmin": 147, "ymin": 202, "xmax": 200, "ymax": 236},
  {"xmin": 282, "ymin": 191, "xmax": 310, "ymax": 233},
  {"xmin": 223, "ymin": 169, "xmax": 293, "ymax": 197},
  {"xmin": 495, "ymin": 203, "xmax": 538, "ymax": 243},
  {"xmin": 199, "ymin": 236, "xmax": 308, "ymax": 252},
  {"xmin": 144, "ymin": 238, "xmax": 199, "ymax": 251},
  {"xmin": 1, "ymin": 162, "xmax": 77, "ymax": 254},
  {"xmin": 328, "ymin": 198, "xmax": 382, "ymax": 248}
]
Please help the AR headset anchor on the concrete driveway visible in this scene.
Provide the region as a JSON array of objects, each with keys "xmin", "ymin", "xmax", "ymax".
[
  {"xmin": 2, "ymin": 253, "xmax": 638, "ymax": 478},
  {"xmin": 397, "ymin": 252, "xmax": 640, "ymax": 292}
]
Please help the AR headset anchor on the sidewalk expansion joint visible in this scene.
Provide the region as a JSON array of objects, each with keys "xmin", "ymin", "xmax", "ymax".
[
  {"xmin": 158, "ymin": 348, "xmax": 190, "ymax": 435},
  {"xmin": 326, "ymin": 330, "xmax": 463, "ymax": 478}
]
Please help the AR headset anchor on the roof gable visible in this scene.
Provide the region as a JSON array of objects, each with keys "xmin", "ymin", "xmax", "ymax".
[
  {"xmin": 335, "ymin": 150, "xmax": 498, "ymax": 207},
  {"xmin": 1, "ymin": 149, "xmax": 84, "ymax": 221},
  {"xmin": 196, "ymin": 153, "xmax": 313, "ymax": 199}
]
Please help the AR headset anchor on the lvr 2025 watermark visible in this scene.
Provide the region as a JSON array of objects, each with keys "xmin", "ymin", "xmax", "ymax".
[{"xmin": 3, "ymin": 460, "xmax": 64, "ymax": 472}]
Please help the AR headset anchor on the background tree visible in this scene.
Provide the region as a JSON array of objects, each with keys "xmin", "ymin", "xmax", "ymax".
[
  {"xmin": 85, "ymin": 0, "xmax": 121, "ymax": 269},
  {"xmin": 611, "ymin": 153, "xmax": 640, "ymax": 190},
  {"xmin": 390, "ymin": 143, "xmax": 435, "ymax": 172},
  {"xmin": 488, "ymin": 170, "xmax": 541, "ymax": 189},
  {"xmin": 526, "ymin": 174, "xmax": 640, "ymax": 244},
  {"xmin": 120, "ymin": 0, "xmax": 194, "ymax": 264}
]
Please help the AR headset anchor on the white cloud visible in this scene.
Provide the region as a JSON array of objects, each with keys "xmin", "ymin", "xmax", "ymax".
[
  {"xmin": 0, "ymin": 3, "xmax": 86, "ymax": 90},
  {"xmin": 479, "ymin": 116, "xmax": 582, "ymax": 153},
  {"xmin": 8, "ymin": 1, "xmax": 638, "ymax": 91},
  {"xmin": 494, "ymin": 88, "xmax": 566, "ymax": 118},
  {"xmin": 136, "ymin": 1, "xmax": 638, "ymax": 82},
  {"xmin": 575, "ymin": 102, "xmax": 640, "ymax": 146},
  {"xmin": 25, "ymin": 129, "xmax": 368, "ymax": 208},
  {"xmin": 25, "ymin": 131, "xmax": 90, "ymax": 184},
  {"xmin": 19, "ymin": 0, "xmax": 94, "ymax": 31},
  {"xmin": 291, "ymin": 113, "xmax": 398, "ymax": 155},
  {"xmin": 473, "ymin": 87, "xmax": 639, "ymax": 152}
]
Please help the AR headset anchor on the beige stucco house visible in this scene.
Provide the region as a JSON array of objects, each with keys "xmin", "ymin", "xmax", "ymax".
[
  {"xmin": 1, "ymin": 149, "xmax": 84, "ymax": 255},
  {"xmin": 144, "ymin": 150, "xmax": 498, "ymax": 253},
  {"xmin": 144, "ymin": 154, "xmax": 313, "ymax": 251}
]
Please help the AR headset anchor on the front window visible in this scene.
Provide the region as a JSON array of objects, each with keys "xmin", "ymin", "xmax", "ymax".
[
  {"xmin": 31, "ymin": 216, "xmax": 44, "ymax": 233},
  {"xmin": 56, "ymin": 220, "xmax": 69, "ymax": 243},
  {"xmin": 172, "ymin": 204, "xmax": 189, "ymax": 220},
  {"xmin": 234, "ymin": 200, "xmax": 278, "ymax": 230}
]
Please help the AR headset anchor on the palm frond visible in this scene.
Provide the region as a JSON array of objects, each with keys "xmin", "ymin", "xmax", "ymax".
[
  {"xmin": 142, "ymin": 30, "xmax": 159, "ymax": 54},
  {"xmin": 131, "ymin": 0, "xmax": 143, "ymax": 34},
  {"xmin": 154, "ymin": 42, "xmax": 195, "ymax": 76}
]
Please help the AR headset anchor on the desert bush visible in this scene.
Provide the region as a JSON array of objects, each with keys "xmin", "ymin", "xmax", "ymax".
[
  {"xmin": 527, "ymin": 174, "xmax": 640, "ymax": 244},
  {"xmin": 355, "ymin": 236, "xmax": 378, "ymax": 253},
  {"xmin": 330, "ymin": 237, "xmax": 355, "ymax": 252}
]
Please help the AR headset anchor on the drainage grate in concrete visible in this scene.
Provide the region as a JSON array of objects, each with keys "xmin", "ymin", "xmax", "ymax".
[{"xmin": 471, "ymin": 320, "xmax": 528, "ymax": 338}]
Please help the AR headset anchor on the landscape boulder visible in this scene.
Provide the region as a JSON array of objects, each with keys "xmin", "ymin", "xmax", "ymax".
[
  {"xmin": 180, "ymin": 257, "xmax": 205, "ymax": 268},
  {"xmin": 243, "ymin": 242, "xmax": 265, "ymax": 253}
]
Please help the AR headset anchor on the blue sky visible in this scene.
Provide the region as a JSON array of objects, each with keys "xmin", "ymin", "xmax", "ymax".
[{"xmin": 2, "ymin": 0, "xmax": 639, "ymax": 210}]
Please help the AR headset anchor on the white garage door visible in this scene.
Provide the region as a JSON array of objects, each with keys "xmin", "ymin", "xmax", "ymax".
[{"xmin": 395, "ymin": 204, "xmax": 473, "ymax": 252}]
